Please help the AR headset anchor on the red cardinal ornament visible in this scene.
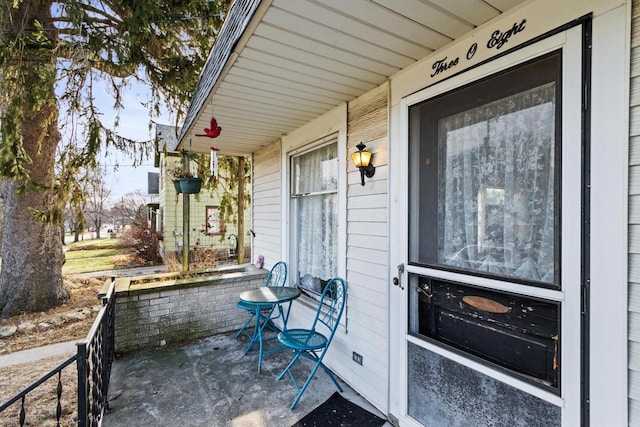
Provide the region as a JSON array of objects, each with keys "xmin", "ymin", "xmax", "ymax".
[{"xmin": 195, "ymin": 116, "xmax": 221, "ymax": 138}]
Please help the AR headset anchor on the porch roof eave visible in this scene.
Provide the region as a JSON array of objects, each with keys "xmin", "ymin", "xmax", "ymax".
[
  {"xmin": 176, "ymin": 0, "xmax": 529, "ymax": 157},
  {"xmin": 176, "ymin": 0, "xmax": 267, "ymax": 156}
]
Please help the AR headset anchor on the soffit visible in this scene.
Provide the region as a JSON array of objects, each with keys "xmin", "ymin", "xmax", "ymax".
[{"xmin": 178, "ymin": 0, "xmax": 528, "ymax": 155}]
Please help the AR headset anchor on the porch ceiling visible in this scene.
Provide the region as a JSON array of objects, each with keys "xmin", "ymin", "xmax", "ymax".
[{"xmin": 177, "ymin": 0, "xmax": 528, "ymax": 156}]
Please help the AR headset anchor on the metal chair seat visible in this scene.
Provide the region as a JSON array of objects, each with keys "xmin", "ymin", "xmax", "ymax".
[{"xmin": 277, "ymin": 329, "xmax": 327, "ymax": 351}]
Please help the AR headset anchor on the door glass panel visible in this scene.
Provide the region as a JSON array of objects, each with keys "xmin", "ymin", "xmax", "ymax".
[
  {"xmin": 407, "ymin": 51, "xmax": 563, "ymax": 394},
  {"xmin": 439, "ymin": 84, "xmax": 556, "ymax": 282},
  {"xmin": 409, "ymin": 52, "xmax": 561, "ymax": 287}
]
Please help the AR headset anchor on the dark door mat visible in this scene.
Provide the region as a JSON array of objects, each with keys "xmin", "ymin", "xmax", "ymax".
[{"xmin": 292, "ymin": 392, "xmax": 386, "ymax": 427}]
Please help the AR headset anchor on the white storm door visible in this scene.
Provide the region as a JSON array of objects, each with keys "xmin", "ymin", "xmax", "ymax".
[{"xmin": 389, "ymin": 26, "xmax": 584, "ymax": 427}]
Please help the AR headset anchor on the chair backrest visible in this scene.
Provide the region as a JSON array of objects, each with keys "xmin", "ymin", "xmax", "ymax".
[
  {"xmin": 265, "ymin": 261, "xmax": 287, "ymax": 288},
  {"xmin": 311, "ymin": 278, "xmax": 346, "ymax": 343}
]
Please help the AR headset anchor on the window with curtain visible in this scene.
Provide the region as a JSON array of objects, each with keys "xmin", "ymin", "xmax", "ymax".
[
  {"xmin": 291, "ymin": 138, "xmax": 338, "ymax": 295},
  {"xmin": 206, "ymin": 206, "xmax": 221, "ymax": 235},
  {"xmin": 409, "ymin": 52, "xmax": 561, "ymax": 287}
]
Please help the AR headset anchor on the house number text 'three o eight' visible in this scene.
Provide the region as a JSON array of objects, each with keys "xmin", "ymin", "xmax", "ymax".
[{"xmin": 430, "ymin": 19, "xmax": 527, "ymax": 78}]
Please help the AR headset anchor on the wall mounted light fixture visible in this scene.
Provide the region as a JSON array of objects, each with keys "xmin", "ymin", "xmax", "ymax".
[{"xmin": 351, "ymin": 142, "xmax": 376, "ymax": 186}]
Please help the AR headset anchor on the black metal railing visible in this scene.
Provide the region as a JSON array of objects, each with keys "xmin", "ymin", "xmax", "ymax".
[
  {"xmin": 0, "ymin": 277, "xmax": 116, "ymax": 426},
  {"xmin": 0, "ymin": 354, "xmax": 78, "ymax": 425},
  {"xmin": 77, "ymin": 277, "xmax": 116, "ymax": 426}
]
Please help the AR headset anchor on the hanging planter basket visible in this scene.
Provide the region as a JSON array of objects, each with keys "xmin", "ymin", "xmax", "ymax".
[
  {"xmin": 173, "ymin": 180, "xmax": 182, "ymax": 194},
  {"xmin": 179, "ymin": 177, "xmax": 203, "ymax": 194}
]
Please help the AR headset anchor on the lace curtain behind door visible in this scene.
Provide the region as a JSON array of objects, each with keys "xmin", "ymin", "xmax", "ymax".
[{"xmin": 438, "ymin": 83, "xmax": 557, "ymax": 284}]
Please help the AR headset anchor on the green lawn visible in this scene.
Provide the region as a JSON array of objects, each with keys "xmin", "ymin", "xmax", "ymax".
[
  {"xmin": 63, "ymin": 238, "xmax": 131, "ymax": 275},
  {"xmin": 65, "ymin": 237, "xmax": 116, "ymax": 249},
  {"xmin": 64, "ymin": 247, "xmax": 126, "ymax": 259}
]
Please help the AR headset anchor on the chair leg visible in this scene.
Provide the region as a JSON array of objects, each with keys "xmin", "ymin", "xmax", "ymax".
[
  {"xmin": 265, "ymin": 319, "xmax": 280, "ymax": 333},
  {"xmin": 280, "ymin": 349, "xmax": 344, "ymax": 410},
  {"xmin": 257, "ymin": 310, "xmax": 280, "ymax": 334},
  {"xmin": 244, "ymin": 315, "xmax": 261, "ymax": 355},
  {"xmin": 234, "ymin": 311, "xmax": 255, "ymax": 339},
  {"xmin": 318, "ymin": 362, "xmax": 343, "ymax": 393},
  {"xmin": 238, "ymin": 306, "xmax": 274, "ymax": 341},
  {"xmin": 290, "ymin": 354, "xmax": 324, "ymax": 410},
  {"xmin": 278, "ymin": 352, "xmax": 301, "ymax": 383}
]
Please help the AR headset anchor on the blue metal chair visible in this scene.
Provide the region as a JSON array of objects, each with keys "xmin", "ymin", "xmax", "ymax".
[
  {"xmin": 277, "ymin": 277, "xmax": 346, "ymax": 409},
  {"xmin": 234, "ymin": 261, "xmax": 287, "ymax": 340}
]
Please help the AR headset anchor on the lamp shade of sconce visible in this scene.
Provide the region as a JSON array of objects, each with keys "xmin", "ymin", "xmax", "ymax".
[
  {"xmin": 352, "ymin": 142, "xmax": 376, "ymax": 186},
  {"xmin": 351, "ymin": 148, "xmax": 371, "ymax": 168}
]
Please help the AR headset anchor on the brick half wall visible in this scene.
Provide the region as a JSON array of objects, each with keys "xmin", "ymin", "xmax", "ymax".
[{"xmin": 110, "ymin": 265, "xmax": 268, "ymax": 353}]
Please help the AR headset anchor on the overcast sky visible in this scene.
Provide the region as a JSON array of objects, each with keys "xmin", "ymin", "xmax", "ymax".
[{"xmin": 91, "ymin": 81, "xmax": 173, "ymax": 200}]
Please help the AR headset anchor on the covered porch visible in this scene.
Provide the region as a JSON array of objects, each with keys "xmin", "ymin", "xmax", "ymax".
[
  {"xmin": 105, "ymin": 331, "xmax": 388, "ymax": 426},
  {"xmin": 167, "ymin": 0, "xmax": 630, "ymax": 425},
  {"xmin": 173, "ymin": 2, "xmax": 535, "ymax": 420}
]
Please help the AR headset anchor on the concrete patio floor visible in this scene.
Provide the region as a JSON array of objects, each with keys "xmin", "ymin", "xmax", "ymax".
[{"xmin": 105, "ymin": 331, "xmax": 389, "ymax": 426}]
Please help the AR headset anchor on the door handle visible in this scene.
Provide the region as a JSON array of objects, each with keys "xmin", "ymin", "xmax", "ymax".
[{"xmin": 393, "ymin": 263, "xmax": 404, "ymax": 290}]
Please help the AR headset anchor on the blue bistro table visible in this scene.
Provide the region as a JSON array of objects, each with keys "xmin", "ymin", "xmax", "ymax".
[{"xmin": 239, "ymin": 286, "xmax": 301, "ymax": 373}]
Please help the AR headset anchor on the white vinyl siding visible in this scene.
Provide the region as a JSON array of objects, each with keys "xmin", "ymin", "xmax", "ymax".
[
  {"xmin": 252, "ymin": 140, "xmax": 282, "ymax": 268},
  {"xmin": 630, "ymin": 1, "xmax": 640, "ymax": 423},
  {"xmin": 342, "ymin": 82, "xmax": 390, "ymax": 411}
]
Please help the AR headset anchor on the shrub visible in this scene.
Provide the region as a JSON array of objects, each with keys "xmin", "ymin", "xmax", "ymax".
[{"xmin": 121, "ymin": 220, "xmax": 163, "ymax": 264}]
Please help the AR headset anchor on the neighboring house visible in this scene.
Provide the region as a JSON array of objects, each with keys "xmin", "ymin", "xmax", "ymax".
[
  {"xmin": 154, "ymin": 124, "xmax": 251, "ymax": 262},
  {"xmin": 172, "ymin": 1, "xmax": 631, "ymax": 425},
  {"xmin": 146, "ymin": 172, "xmax": 160, "ymax": 232}
]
